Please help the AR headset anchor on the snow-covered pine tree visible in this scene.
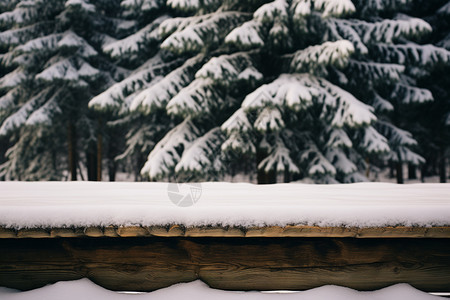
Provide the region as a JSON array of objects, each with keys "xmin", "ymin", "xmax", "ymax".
[
  {"xmin": 122, "ymin": 0, "xmax": 449, "ymax": 183},
  {"xmin": 88, "ymin": 0, "xmax": 184, "ymax": 181},
  {"xmin": 333, "ymin": 0, "xmax": 450, "ymax": 183},
  {"xmin": 398, "ymin": 0, "xmax": 450, "ymax": 182},
  {"xmin": 0, "ymin": 0, "xmax": 118, "ymax": 180}
]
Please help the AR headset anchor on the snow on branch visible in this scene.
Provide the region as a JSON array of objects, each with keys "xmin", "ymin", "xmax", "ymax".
[
  {"xmin": 258, "ymin": 137, "xmax": 300, "ymax": 173},
  {"xmin": 26, "ymin": 89, "xmax": 64, "ymax": 126},
  {"xmin": 356, "ymin": 16, "xmax": 432, "ymax": 44},
  {"xmin": 168, "ymin": 0, "xmax": 221, "ymax": 12},
  {"xmin": 376, "ymin": 121, "xmax": 417, "ymax": 147},
  {"xmin": 221, "ymin": 131, "xmax": 256, "ymax": 154},
  {"xmin": 16, "ymin": 34, "xmax": 62, "ymax": 52},
  {"xmin": 242, "ymin": 74, "xmax": 316, "ymax": 110},
  {"xmin": 355, "ymin": 0, "xmax": 412, "ymax": 15},
  {"xmin": 57, "ymin": 31, "xmax": 97, "ymax": 57},
  {"xmin": 372, "ymin": 93, "xmax": 394, "ymax": 112},
  {"xmin": 326, "ymin": 19, "xmax": 368, "ymax": 55},
  {"xmin": 224, "ymin": 20, "xmax": 264, "ymax": 49},
  {"xmin": 65, "ymin": 0, "xmax": 96, "ymax": 13},
  {"xmin": 325, "ymin": 147, "xmax": 357, "ymax": 175},
  {"xmin": 348, "ymin": 60, "xmax": 404, "ymax": 81},
  {"xmin": 166, "ymin": 77, "xmax": 217, "ymax": 117},
  {"xmin": 438, "ymin": 33, "xmax": 450, "ymax": 50},
  {"xmin": 0, "ymin": 88, "xmax": 19, "ymax": 110},
  {"xmin": 121, "ymin": 0, "xmax": 164, "ymax": 11},
  {"xmin": 254, "ymin": 0, "xmax": 288, "ymax": 22},
  {"xmin": 438, "ymin": 1, "xmax": 450, "ymax": 15},
  {"xmin": 0, "ymin": 88, "xmax": 51, "ymax": 136},
  {"xmin": 360, "ymin": 126, "xmax": 390, "ymax": 154},
  {"xmin": 175, "ymin": 127, "xmax": 223, "ymax": 174},
  {"xmin": 195, "ymin": 52, "xmax": 262, "ymax": 83},
  {"xmin": 141, "ymin": 118, "xmax": 199, "ymax": 179},
  {"xmin": 0, "ymin": 2, "xmax": 38, "ymax": 26},
  {"xmin": 313, "ymin": 0, "xmax": 355, "ymax": 17},
  {"xmin": 242, "ymin": 74, "xmax": 375, "ymax": 127},
  {"xmin": 301, "ymin": 143, "xmax": 336, "ymax": 176},
  {"xmin": 89, "ymin": 55, "xmax": 167, "ymax": 111},
  {"xmin": 103, "ymin": 16, "xmax": 168, "ymax": 58},
  {"xmin": 291, "ymin": 0, "xmax": 355, "ymax": 18},
  {"xmin": 290, "ymin": 40, "xmax": 354, "ymax": 73},
  {"xmin": 131, "ymin": 54, "xmax": 204, "ymax": 113},
  {"xmin": 314, "ymin": 76, "xmax": 376, "ymax": 127},
  {"xmin": 325, "ymin": 127, "xmax": 352, "ymax": 148},
  {"xmin": 221, "ymin": 108, "xmax": 252, "ymax": 133},
  {"xmin": 374, "ymin": 43, "xmax": 450, "ymax": 66},
  {"xmin": 0, "ymin": 23, "xmax": 46, "ymax": 46},
  {"xmin": 161, "ymin": 12, "xmax": 247, "ymax": 54},
  {"xmin": 387, "ymin": 146, "xmax": 425, "ymax": 165},
  {"xmin": 254, "ymin": 107, "xmax": 285, "ymax": 132},
  {"xmin": 392, "ymin": 83, "xmax": 433, "ymax": 104},
  {"xmin": 36, "ymin": 57, "xmax": 99, "ymax": 82},
  {"xmin": 0, "ymin": 68, "xmax": 26, "ymax": 89}
]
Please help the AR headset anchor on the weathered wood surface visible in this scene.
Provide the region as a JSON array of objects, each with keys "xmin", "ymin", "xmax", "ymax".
[
  {"xmin": 0, "ymin": 237, "xmax": 449, "ymax": 292},
  {"xmin": 1, "ymin": 225, "xmax": 450, "ymax": 238}
]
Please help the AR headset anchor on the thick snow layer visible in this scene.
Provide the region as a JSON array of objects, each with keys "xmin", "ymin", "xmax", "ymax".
[
  {"xmin": 0, "ymin": 279, "xmax": 444, "ymax": 300},
  {"xmin": 0, "ymin": 182, "xmax": 449, "ymax": 229}
]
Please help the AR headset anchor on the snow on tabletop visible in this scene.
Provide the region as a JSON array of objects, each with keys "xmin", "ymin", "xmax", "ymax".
[
  {"xmin": 0, "ymin": 182, "xmax": 449, "ymax": 229},
  {"xmin": 0, "ymin": 279, "xmax": 444, "ymax": 300}
]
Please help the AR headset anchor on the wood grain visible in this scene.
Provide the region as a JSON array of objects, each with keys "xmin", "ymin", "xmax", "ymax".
[
  {"xmin": 1, "ymin": 226, "xmax": 449, "ymax": 238},
  {"xmin": 0, "ymin": 237, "xmax": 449, "ymax": 292}
]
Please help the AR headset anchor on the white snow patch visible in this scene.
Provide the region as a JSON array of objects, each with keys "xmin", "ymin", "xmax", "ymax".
[
  {"xmin": 0, "ymin": 182, "xmax": 449, "ymax": 229},
  {"xmin": 0, "ymin": 278, "xmax": 444, "ymax": 299}
]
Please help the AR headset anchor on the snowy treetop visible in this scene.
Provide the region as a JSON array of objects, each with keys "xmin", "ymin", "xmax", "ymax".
[{"xmin": 242, "ymin": 74, "xmax": 376, "ymax": 127}]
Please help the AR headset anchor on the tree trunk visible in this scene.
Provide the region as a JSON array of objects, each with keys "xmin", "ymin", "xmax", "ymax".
[
  {"xmin": 365, "ymin": 157, "xmax": 370, "ymax": 178},
  {"xmin": 86, "ymin": 144, "xmax": 97, "ymax": 181},
  {"xmin": 97, "ymin": 118, "xmax": 102, "ymax": 182},
  {"xmin": 283, "ymin": 168, "xmax": 290, "ymax": 183},
  {"xmin": 389, "ymin": 161, "xmax": 395, "ymax": 179},
  {"xmin": 408, "ymin": 163, "xmax": 417, "ymax": 180},
  {"xmin": 439, "ymin": 148, "xmax": 446, "ymax": 183},
  {"xmin": 108, "ymin": 159, "xmax": 116, "ymax": 182},
  {"xmin": 67, "ymin": 122, "xmax": 77, "ymax": 181},
  {"xmin": 396, "ymin": 162, "xmax": 403, "ymax": 184}
]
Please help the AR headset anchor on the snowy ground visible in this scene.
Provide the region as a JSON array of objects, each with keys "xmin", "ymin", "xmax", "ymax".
[
  {"xmin": 0, "ymin": 279, "xmax": 445, "ymax": 300},
  {"xmin": 0, "ymin": 181, "xmax": 449, "ymax": 228}
]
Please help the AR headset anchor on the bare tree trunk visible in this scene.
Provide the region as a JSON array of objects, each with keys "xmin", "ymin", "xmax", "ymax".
[
  {"xmin": 365, "ymin": 157, "xmax": 370, "ymax": 178},
  {"xmin": 97, "ymin": 118, "xmax": 102, "ymax": 182},
  {"xmin": 108, "ymin": 159, "xmax": 116, "ymax": 182},
  {"xmin": 408, "ymin": 163, "xmax": 417, "ymax": 180},
  {"xmin": 396, "ymin": 162, "xmax": 403, "ymax": 184},
  {"xmin": 284, "ymin": 168, "xmax": 290, "ymax": 183},
  {"xmin": 439, "ymin": 148, "xmax": 446, "ymax": 183},
  {"xmin": 67, "ymin": 122, "xmax": 77, "ymax": 181},
  {"xmin": 86, "ymin": 144, "xmax": 97, "ymax": 181},
  {"xmin": 389, "ymin": 161, "xmax": 395, "ymax": 178}
]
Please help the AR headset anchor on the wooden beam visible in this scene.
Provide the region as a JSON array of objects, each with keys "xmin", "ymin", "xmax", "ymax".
[
  {"xmin": 0, "ymin": 237, "xmax": 449, "ymax": 292},
  {"xmin": 1, "ymin": 226, "xmax": 449, "ymax": 238}
]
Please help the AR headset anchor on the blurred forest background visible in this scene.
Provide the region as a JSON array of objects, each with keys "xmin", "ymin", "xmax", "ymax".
[{"xmin": 0, "ymin": 0, "xmax": 449, "ymax": 184}]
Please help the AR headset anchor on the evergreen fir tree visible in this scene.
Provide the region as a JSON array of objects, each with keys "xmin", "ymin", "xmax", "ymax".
[
  {"xmin": 0, "ymin": 0, "xmax": 118, "ymax": 180},
  {"xmin": 119, "ymin": 0, "xmax": 450, "ymax": 183}
]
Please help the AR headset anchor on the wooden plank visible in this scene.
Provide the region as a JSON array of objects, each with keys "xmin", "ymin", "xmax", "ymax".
[
  {"xmin": 3, "ymin": 226, "xmax": 450, "ymax": 238},
  {"xmin": 50, "ymin": 228, "xmax": 84, "ymax": 238},
  {"xmin": 0, "ymin": 237, "xmax": 449, "ymax": 292},
  {"xmin": 116, "ymin": 226, "xmax": 149, "ymax": 237},
  {"xmin": 0, "ymin": 227, "xmax": 16, "ymax": 238},
  {"xmin": 16, "ymin": 229, "xmax": 50, "ymax": 238}
]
